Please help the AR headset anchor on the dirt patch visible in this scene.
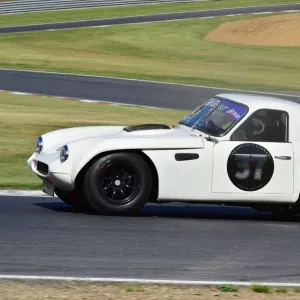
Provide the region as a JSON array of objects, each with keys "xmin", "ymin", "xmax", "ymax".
[
  {"xmin": 205, "ymin": 13, "xmax": 300, "ymax": 47},
  {"xmin": 1, "ymin": 281, "xmax": 300, "ymax": 300}
]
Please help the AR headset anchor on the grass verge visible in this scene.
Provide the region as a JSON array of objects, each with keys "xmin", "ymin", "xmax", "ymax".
[
  {"xmin": 218, "ymin": 284, "xmax": 239, "ymax": 292},
  {"xmin": 0, "ymin": 0, "xmax": 299, "ymax": 27},
  {"xmin": 2, "ymin": 281, "xmax": 300, "ymax": 299},
  {"xmin": 250, "ymin": 284, "xmax": 271, "ymax": 293},
  {"xmin": 0, "ymin": 92, "xmax": 185, "ymax": 190},
  {"xmin": 1, "ymin": 13, "xmax": 300, "ymax": 91}
]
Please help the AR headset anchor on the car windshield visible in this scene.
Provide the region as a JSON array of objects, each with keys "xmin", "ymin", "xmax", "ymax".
[{"xmin": 179, "ymin": 97, "xmax": 248, "ymax": 136}]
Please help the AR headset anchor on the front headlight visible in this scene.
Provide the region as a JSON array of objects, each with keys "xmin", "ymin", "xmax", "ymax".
[
  {"xmin": 60, "ymin": 145, "xmax": 69, "ymax": 163},
  {"xmin": 35, "ymin": 136, "xmax": 43, "ymax": 154}
]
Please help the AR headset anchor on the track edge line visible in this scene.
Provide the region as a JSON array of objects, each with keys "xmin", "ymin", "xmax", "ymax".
[{"xmin": 1, "ymin": 275, "xmax": 300, "ymax": 287}]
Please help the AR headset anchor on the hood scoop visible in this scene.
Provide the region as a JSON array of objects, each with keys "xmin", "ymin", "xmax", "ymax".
[{"xmin": 123, "ymin": 124, "xmax": 171, "ymax": 132}]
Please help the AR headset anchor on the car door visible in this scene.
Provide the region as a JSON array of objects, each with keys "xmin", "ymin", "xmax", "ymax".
[
  {"xmin": 212, "ymin": 108, "xmax": 294, "ymax": 195},
  {"xmin": 212, "ymin": 141, "xmax": 293, "ymax": 194}
]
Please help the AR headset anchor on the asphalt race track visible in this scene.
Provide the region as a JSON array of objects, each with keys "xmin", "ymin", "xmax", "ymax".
[
  {"xmin": 2, "ymin": 4, "xmax": 300, "ymax": 282},
  {"xmin": 1, "ymin": 4, "xmax": 300, "ymax": 33},
  {"xmin": 1, "ymin": 69, "xmax": 300, "ymax": 110},
  {"xmin": 1, "ymin": 195, "xmax": 300, "ymax": 282}
]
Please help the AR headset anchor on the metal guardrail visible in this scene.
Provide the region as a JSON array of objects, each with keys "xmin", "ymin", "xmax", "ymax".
[{"xmin": 0, "ymin": 0, "xmax": 207, "ymax": 15}]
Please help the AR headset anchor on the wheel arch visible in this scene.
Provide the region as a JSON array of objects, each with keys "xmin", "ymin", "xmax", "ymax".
[{"xmin": 74, "ymin": 149, "xmax": 159, "ymax": 195}]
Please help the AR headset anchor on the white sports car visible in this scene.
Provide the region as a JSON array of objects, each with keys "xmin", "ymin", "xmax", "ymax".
[{"xmin": 27, "ymin": 93, "xmax": 300, "ymax": 215}]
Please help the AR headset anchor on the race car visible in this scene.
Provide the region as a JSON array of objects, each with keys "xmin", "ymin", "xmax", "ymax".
[{"xmin": 27, "ymin": 93, "xmax": 300, "ymax": 215}]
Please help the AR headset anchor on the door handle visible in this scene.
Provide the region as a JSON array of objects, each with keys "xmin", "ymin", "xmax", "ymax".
[{"xmin": 274, "ymin": 156, "xmax": 291, "ymax": 160}]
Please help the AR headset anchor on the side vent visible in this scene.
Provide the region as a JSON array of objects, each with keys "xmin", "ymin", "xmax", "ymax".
[
  {"xmin": 123, "ymin": 124, "xmax": 171, "ymax": 132},
  {"xmin": 175, "ymin": 153, "xmax": 199, "ymax": 161}
]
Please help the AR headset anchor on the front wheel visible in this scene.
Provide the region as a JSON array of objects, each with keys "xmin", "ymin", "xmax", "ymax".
[
  {"xmin": 55, "ymin": 188, "xmax": 93, "ymax": 211},
  {"xmin": 55, "ymin": 189, "xmax": 70, "ymax": 204},
  {"xmin": 83, "ymin": 152, "xmax": 153, "ymax": 215}
]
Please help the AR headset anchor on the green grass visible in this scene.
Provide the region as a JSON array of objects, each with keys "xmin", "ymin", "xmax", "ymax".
[
  {"xmin": 274, "ymin": 288, "xmax": 288, "ymax": 293},
  {"xmin": 0, "ymin": 93, "xmax": 186, "ymax": 189},
  {"xmin": 124, "ymin": 286, "xmax": 145, "ymax": 293},
  {"xmin": 218, "ymin": 284, "xmax": 238, "ymax": 292},
  {"xmin": 250, "ymin": 285, "xmax": 271, "ymax": 293},
  {"xmin": 0, "ymin": 0, "xmax": 299, "ymax": 27},
  {"xmin": 1, "ymin": 13, "xmax": 300, "ymax": 91}
]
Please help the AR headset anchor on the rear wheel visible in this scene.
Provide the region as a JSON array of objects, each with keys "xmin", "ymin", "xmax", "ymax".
[
  {"xmin": 270, "ymin": 206, "xmax": 298, "ymax": 217},
  {"xmin": 83, "ymin": 152, "xmax": 153, "ymax": 215},
  {"xmin": 252, "ymin": 204, "xmax": 299, "ymax": 217}
]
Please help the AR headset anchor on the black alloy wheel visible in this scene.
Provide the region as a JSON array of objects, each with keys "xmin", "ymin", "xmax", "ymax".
[
  {"xmin": 84, "ymin": 152, "xmax": 153, "ymax": 214},
  {"xmin": 98, "ymin": 161, "xmax": 140, "ymax": 205}
]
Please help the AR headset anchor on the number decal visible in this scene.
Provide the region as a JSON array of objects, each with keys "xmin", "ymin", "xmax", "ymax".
[
  {"xmin": 227, "ymin": 143, "xmax": 274, "ymax": 191},
  {"xmin": 234, "ymin": 153, "xmax": 268, "ymax": 181},
  {"xmin": 253, "ymin": 154, "xmax": 268, "ymax": 180},
  {"xmin": 234, "ymin": 154, "xmax": 251, "ymax": 180}
]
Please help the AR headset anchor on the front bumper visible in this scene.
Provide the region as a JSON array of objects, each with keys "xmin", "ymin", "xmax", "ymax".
[{"xmin": 27, "ymin": 152, "xmax": 74, "ymax": 192}]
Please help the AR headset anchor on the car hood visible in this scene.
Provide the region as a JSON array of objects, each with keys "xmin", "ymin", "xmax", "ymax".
[{"xmin": 38, "ymin": 124, "xmax": 203, "ymax": 155}]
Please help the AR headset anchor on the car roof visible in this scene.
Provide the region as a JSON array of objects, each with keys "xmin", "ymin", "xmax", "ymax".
[{"xmin": 215, "ymin": 93, "xmax": 300, "ymax": 113}]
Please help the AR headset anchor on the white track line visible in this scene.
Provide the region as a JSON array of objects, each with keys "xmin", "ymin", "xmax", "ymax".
[
  {"xmin": 0, "ymin": 89, "xmax": 169, "ymax": 109},
  {"xmin": 1, "ymin": 68, "xmax": 300, "ymax": 99},
  {"xmin": 0, "ymin": 275, "xmax": 300, "ymax": 287},
  {"xmin": 0, "ymin": 190, "xmax": 52, "ymax": 197}
]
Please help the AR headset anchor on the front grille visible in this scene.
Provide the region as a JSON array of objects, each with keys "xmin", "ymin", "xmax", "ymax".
[{"xmin": 37, "ymin": 161, "xmax": 49, "ymax": 175}]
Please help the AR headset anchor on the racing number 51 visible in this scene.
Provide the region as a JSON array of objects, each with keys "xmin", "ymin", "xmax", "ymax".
[{"xmin": 234, "ymin": 153, "xmax": 267, "ymax": 181}]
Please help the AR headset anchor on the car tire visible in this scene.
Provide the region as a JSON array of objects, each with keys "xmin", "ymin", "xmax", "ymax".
[
  {"xmin": 253, "ymin": 204, "xmax": 298, "ymax": 217},
  {"xmin": 55, "ymin": 188, "xmax": 92, "ymax": 212},
  {"xmin": 83, "ymin": 152, "xmax": 153, "ymax": 215},
  {"xmin": 55, "ymin": 189, "xmax": 74, "ymax": 205},
  {"xmin": 270, "ymin": 206, "xmax": 297, "ymax": 217}
]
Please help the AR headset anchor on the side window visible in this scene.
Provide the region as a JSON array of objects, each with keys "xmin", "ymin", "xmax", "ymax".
[{"xmin": 231, "ymin": 109, "xmax": 288, "ymax": 142}]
